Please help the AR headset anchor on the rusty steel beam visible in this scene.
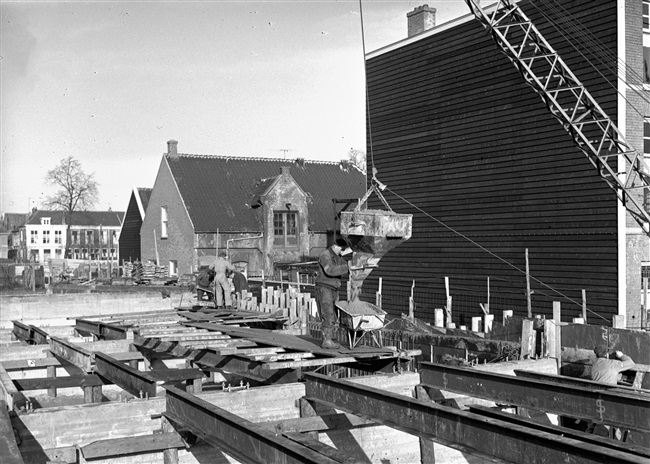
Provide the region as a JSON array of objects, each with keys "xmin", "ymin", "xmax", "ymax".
[
  {"xmin": 75, "ymin": 319, "xmax": 132, "ymax": 340},
  {"xmin": 30, "ymin": 326, "xmax": 50, "ymax": 345},
  {"xmin": 49, "ymin": 336, "xmax": 94, "ymax": 373},
  {"xmin": 513, "ymin": 369, "xmax": 642, "ymax": 394},
  {"xmin": 11, "ymin": 321, "xmax": 32, "ymax": 344},
  {"xmin": 94, "ymin": 352, "xmax": 158, "ymax": 398},
  {"xmin": 163, "ymin": 385, "xmax": 346, "ymax": 464},
  {"xmin": 467, "ymin": 405, "xmax": 650, "ymax": 459},
  {"xmin": 419, "ymin": 362, "xmax": 650, "ymax": 433},
  {"xmin": 303, "ymin": 372, "xmax": 645, "ymax": 464}
]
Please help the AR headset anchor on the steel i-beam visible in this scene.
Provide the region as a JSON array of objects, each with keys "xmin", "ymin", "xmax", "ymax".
[
  {"xmin": 303, "ymin": 372, "xmax": 645, "ymax": 464},
  {"xmin": 163, "ymin": 385, "xmax": 345, "ymax": 464},
  {"xmin": 419, "ymin": 362, "xmax": 650, "ymax": 432}
]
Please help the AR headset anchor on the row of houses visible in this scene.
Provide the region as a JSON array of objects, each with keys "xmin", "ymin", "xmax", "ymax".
[
  {"xmin": 0, "ymin": 147, "xmax": 366, "ymax": 280},
  {"xmin": 1, "ymin": 1, "xmax": 648, "ymax": 329}
]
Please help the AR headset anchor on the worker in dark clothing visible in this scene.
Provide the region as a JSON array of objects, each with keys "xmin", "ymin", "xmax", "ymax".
[
  {"xmin": 315, "ymin": 238, "xmax": 350, "ymax": 349},
  {"xmin": 228, "ymin": 269, "xmax": 249, "ymax": 308},
  {"xmin": 196, "ymin": 267, "xmax": 215, "ymax": 301}
]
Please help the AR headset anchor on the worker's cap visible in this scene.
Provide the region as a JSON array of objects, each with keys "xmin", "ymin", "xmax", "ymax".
[
  {"xmin": 334, "ymin": 237, "xmax": 348, "ymax": 248},
  {"xmin": 594, "ymin": 344, "xmax": 609, "ymax": 358}
]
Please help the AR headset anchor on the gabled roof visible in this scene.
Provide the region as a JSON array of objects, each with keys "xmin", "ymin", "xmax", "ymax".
[
  {"xmin": 135, "ymin": 187, "xmax": 152, "ymax": 219},
  {"xmin": 165, "ymin": 154, "xmax": 366, "ymax": 233},
  {"xmin": 2, "ymin": 213, "xmax": 29, "ymax": 230},
  {"xmin": 26, "ymin": 210, "xmax": 124, "ymax": 227}
]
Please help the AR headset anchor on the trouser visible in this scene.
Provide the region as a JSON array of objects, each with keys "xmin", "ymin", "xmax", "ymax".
[
  {"xmin": 315, "ymin": 284, "xmax": 339, "ymax": 333},
  {"xmin": 215, "ymin": 274, "xmax": 232, "ymax": 307}
]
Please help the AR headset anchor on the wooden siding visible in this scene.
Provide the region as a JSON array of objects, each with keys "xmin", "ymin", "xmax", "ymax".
[
  {"xmin": 119, "ymin": 194, "xmax": 143, "ymax": 264},
  {"xmin": 362, "ymin": 0, "xmax": 620, "ymax": 325}
]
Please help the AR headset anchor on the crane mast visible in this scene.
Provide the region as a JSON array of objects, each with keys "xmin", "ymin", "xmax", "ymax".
[{"xmin": 464, "ymin": 0, "xmax": 650, "ymax": 235}]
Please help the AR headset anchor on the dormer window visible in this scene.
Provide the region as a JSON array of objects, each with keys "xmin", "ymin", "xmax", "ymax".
[{"xmin": 41, "ymin": 217, "xmax": 51, "ymax": 225}]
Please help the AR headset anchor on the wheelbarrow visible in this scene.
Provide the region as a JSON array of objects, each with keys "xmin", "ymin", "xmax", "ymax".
[{"xmin": 335, "ymin": 299, "xmax": 387, "ymax": 349}]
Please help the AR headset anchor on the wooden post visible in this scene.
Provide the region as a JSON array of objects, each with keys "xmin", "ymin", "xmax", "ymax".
[
  {"xmin": 553, "ymin": 301, "xmax": 562, "ymax": 371},
  {"xmin": 408, "ymin": 280, "xmax": 415, "ymax": 320},
  {"xmin": 521, "ymin": 319, "xmax": 535, "ymax": 359},
  {"xmin": 153, "ymin": 229, "xmax": 159, "ymax": 265},
  {"xmin": 643, "ymin": 277, "xmax": 648, "ymax": 329},
  {"xmin": 525, "ymin": 249, "xmax": 532, "ymax": 318},
  {"xmin": 484, "ymin": 314, "xmax": 494, "ymax": 334},
  {"xmin": 445, "ymin": 277, "xmax": 454, "ymax": 328},
  {"xmin": 612, "ymin": 315, "xmax": 626, "ymax": 328},
  {"xmin": 46, "ymin": 351, "xmax": 57, "ymax": 398},
  {"xmin": 161, "ymin": 416, "xmax": 179, "ymax": 464},
  {"xmin": 434, "ymin": 308, "xmax": 444, "ymax": 327},
  {"xmin": 375, "ymin": 277, "xmax": 382, "ymax": 309},
  {"xmin": 582, "ymin": 289, "xmax": 587, "ymax": 323}
]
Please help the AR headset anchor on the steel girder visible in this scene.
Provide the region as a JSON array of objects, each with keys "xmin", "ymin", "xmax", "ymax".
[
  {"xmin": 303, "ymin": 372, "xmax": 645, "ymax": 464},
  {"xmin": 419, "ymin": 362, "xmax": 650, "ymax": 432},
  {"xmin": 163, "ymin": 385, "xmax": 350, "ymax": 464}
]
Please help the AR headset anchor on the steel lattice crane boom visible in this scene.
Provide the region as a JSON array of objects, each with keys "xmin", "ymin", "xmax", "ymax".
[{"xmin": 464, "ymin": 0, "xmax": 650, "ymax": 235}]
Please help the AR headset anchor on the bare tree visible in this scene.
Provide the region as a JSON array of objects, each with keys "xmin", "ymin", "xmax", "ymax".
[
  {"xmin": 347, "ymin": 148, "xmax": 367, "ymax": 174},
  {"xmin": 44, "ymin": 156, "xmax": 99, "ymax": 258}
]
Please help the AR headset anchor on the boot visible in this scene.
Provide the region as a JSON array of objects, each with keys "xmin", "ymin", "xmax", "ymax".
[{"xmin": 321, "ymin": 327, "xmax": 340, "ymax": 350}]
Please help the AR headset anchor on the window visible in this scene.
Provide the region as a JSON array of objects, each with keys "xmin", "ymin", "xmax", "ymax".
[
  {"xmin": 112, "ymin": 230, "xmax": 118, "ymax": 244},
  {"xmin": 30, "ymin": 230, "xmax": 37, "ymax": 244},
  {"xmin": 54, "ymin": 230, "xmax": 62, "ymax": 244},
  {"xmin": 102, "ymin": 248, "xmax": 108, "ymax": 259},
  {"xmin": 43, "ymin": 230, "xmax": 50, "ymax": 244},
  {"xmin": 273, "ymin": 211, "xmax": 298, "ymax": 247},
  {"xmin": 161, "ymin": 206, "xmax": 168, "ymax": 238},
  {"xmin": 72, "ymin": 231, "xmax": 79, "ymax": 245},
  {"xmin": 644, "ymin": 1, "xmax": 649, "ymax": 31},
  {"xmin": 86, "ymin": 230, "xmax": 94, "ymax": 244},
  {"xmin": 169, "ymin": 260, "xmax": 178, "ymax": 277},
  {"xmin": 41, "ymin": 217, "xmax": 51, "ymax": 225},
  {"xmin": 101, "ymin": 230, "xmax": 108, "ymax": 245}
]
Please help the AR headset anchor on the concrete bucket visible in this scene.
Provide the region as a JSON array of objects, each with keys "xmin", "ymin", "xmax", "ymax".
[{"xmin": 340, "ymin": 208, "xmax": 412, "ymax": 302}]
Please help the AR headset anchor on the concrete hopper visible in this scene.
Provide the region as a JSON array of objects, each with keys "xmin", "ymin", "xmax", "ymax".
[{"xmin": 340, "ymin": 208, "xmax": 412, "ymax": 302}]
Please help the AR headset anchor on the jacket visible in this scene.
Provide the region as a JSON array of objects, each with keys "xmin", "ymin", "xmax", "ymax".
[
  {"xmin": 315, "ymin": 247, "xmax": 348, "ymax": 289},
  {"xmin": 590, "ymin": 355, "xmax": 634, "ymax": 385}
]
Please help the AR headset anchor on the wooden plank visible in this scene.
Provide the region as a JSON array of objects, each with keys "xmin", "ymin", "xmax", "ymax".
[
  {"xmin": 2, "ymin": 358, "xmax": 61, "ymax": 371},
  {"xmin": 12, "ymin": 375, "xmax": 110, "ymax": 391},
  {"xmin": 0, "ymin": 400, "xmax": 24, "ymax": 464},
  {"xmin": 80, "ymin": 432, "xmax": 186, "ymax": 459}
]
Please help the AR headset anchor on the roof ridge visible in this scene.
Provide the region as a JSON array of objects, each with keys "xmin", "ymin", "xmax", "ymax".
[{"xmin": 167, "ymin": 153, "xmax": 346, "ymax": 166}]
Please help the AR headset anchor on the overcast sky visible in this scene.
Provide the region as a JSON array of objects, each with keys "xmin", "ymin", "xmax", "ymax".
[{"xmin": 1, "ymin": 0, "xmax": 469, "ymax": 213}]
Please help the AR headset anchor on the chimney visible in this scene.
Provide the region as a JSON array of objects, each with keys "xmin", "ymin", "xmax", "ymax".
[
  {"xmin": 281, "ymin": 166, "xmax": 290, "ymax": 177},
  {"xmin": 407, "ymin": 4, "xmax": 436, "ymax": 37},
  {"xmin": 167, "ymin": 140, "xmax": 178, "ymax": 157}
]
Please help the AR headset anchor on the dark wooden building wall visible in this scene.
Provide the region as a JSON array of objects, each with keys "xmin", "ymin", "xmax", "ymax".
[
  {"xmin": 119, "ymin": 194, "xmax": 143, "ymax": 264},
  {"xmin": 362, "ymin": 0, "xmax": 619, "ymax": 325}
]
